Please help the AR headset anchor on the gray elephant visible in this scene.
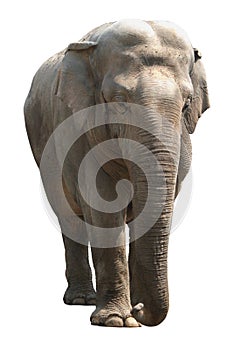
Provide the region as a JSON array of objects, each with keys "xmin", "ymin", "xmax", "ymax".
[{"xmin": 24, "ymin": 19, "xmax": 209, "ymax": 327}]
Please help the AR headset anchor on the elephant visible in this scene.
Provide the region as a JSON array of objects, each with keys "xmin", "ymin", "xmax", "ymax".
[{"xmin": 24, "ymin": 19, "xmax": 210, "ymax": 327}]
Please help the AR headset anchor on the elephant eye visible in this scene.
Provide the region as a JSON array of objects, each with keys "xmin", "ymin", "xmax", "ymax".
[
  {"xmin": 112, "ymin": 95, "xmax": 127, "ymax": 103},
  {"xmin": 102, "ymin": 91, "xmax": 126, "ymax": 103},
  {"xmin": 182, "ymin": 95, "xmax": 192, "ymax": 112},
  {"xmin": 101, "ymin": 92, "xmax": 128, "ymax": 114}
]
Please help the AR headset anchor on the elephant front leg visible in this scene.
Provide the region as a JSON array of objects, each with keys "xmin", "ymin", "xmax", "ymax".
[
  {"xmin": 62, "ymin": 234, "xmax": 96, "ymax": 305},
  {"xmin": 79, "ymin": 169, "xmax": 139, "ymax": 326},
  {"xmin": 90, "ymin": 245, "xmax": 140, "ymax": 327}
]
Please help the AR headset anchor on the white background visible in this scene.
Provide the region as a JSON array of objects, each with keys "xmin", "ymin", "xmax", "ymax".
[{"xmin": 1, "ymin": 0, "xmax": 233, "ymax": 349}]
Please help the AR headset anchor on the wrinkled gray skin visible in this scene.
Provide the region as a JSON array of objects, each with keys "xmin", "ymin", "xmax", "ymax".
[{"xmin": 24, "ymin": 19, "xmax": 209, "ymax": 327}]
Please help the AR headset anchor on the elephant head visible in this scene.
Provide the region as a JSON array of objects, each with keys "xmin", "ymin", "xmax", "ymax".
[
  {"xmin": 55, "ymin": 19, "xmax": 209, "ymax": 325},
  {"xmin": 57, "ymin": 19, "xmax": 209, "ymax": 125}
]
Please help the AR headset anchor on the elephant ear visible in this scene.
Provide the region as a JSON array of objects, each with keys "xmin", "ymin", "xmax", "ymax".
[
  {"xmin": 183, "ymin": 49, "xmax": 210, "ymax": 134},
  {"xmin": 55, "ymin": 41, "xmax": 98, "ymax": 113}
]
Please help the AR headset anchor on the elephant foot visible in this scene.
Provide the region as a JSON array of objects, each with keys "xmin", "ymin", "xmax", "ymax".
[
  {"xmin": 91, "ymin": 306, "xmax": 140, "ymax": 327},
  {"xmin": 63, "ymin": 286, "xmax": 96, "ymax": 305}
]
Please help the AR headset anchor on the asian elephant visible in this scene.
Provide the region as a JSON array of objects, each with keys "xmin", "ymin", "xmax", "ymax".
[{"xmin": 24, "ymin": 19, "xmax": 209, "ymax": 327}]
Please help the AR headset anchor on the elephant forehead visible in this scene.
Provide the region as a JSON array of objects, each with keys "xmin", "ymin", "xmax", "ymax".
[{"xmin": 99, "ymin": 19, "xmax": 155, "ymax": 45}]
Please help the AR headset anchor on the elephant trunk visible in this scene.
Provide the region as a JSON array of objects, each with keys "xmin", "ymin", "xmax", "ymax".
[{"xmin": 126, "ymin": 88, "xmax": 182, "ymax": 326}]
